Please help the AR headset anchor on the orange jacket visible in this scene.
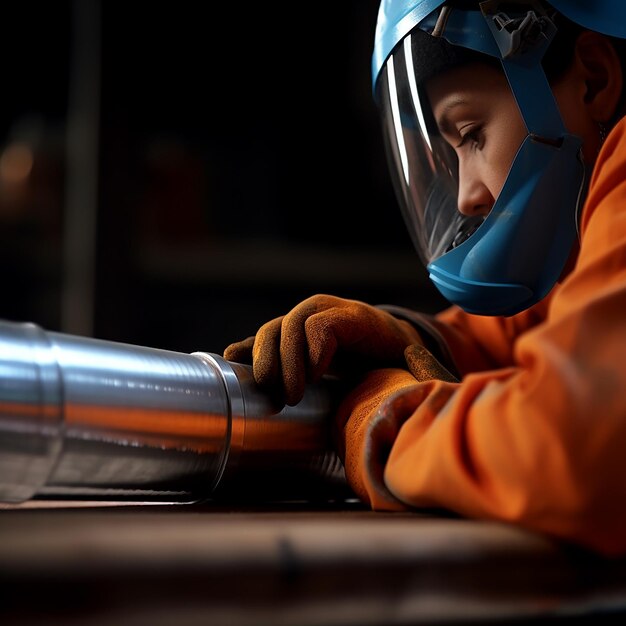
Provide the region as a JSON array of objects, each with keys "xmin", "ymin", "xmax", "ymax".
[{"xmin": 339, "ymin": 116, "xmax": 626, "ymax": 556}]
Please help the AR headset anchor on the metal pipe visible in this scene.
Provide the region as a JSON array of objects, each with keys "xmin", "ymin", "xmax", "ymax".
[{"xmin": 0, "ymin": 319, "xmax": 349, "ymax": 503}]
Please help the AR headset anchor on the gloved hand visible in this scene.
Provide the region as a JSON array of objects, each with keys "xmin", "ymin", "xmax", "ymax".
[
  {"xmin": 223, "ymin": 294, "xmax": 424, "ymax": 406},
  {"xmin": 334, "ymin": 345, "xmax": 459, "ymax": 508}
]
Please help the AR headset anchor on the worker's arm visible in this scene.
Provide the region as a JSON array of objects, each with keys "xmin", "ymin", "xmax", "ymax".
[{"xmin": 337, "ymin": 119, "xmax": 626, "ymax": 557}]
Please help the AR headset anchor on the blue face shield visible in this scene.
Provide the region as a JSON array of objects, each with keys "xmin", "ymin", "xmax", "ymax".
[{"xmin": 374, "ymin": 1, "xmax": 586, "ymax": 316}]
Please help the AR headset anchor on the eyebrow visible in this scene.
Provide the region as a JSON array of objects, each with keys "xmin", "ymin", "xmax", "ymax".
[{"xmin": 435, "ymin": 97, "xmax": 469, "ymax": 135}]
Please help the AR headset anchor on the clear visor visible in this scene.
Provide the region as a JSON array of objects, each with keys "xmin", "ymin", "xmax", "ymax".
[{"xmin": 377, "ymin": 34, "xmax": 485, "ymax": 265}]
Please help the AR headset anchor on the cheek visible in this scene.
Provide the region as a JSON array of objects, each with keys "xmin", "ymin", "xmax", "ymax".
[{"xmin": 485, "ymin": 112, "xmax": 527, "ymax": 198}]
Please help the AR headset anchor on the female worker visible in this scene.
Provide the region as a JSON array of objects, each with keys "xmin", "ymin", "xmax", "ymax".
[{"xmin": 224, "ymin": 1, "xmax": 626, "ymax": 556}]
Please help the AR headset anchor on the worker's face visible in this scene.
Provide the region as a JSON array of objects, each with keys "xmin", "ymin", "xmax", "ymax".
[
  {"xmin": 425, "ymin": 63, "xmax": 527, "ymax": 218},
  {"xmin": 425, "ymin": 61, "xmax": 600, "ymax": 218}
]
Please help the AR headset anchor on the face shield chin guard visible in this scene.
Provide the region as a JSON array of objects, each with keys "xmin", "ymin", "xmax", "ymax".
[{"xmin": 376, "ymin": 3, "xmax": 586, "ymax": 316}]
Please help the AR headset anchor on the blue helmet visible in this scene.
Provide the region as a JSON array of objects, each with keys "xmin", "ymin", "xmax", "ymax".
[{"xmin": 372, "ymin": 0, "xmax": 626, "ymax": 316}]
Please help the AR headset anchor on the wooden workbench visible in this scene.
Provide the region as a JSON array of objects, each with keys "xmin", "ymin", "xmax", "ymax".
[{"xmin": 1, "ymin": 499, "xmax": 626, "ymax": 625}]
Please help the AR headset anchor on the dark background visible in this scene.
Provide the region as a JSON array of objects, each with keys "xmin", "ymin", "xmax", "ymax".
[{"xmin": 0, "ymin": 0, "xmax": 447, "ymax": 355}]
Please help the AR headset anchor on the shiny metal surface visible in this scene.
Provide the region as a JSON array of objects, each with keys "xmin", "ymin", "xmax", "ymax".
[{"xmin": 0, "ymin": 320, "xmax": 347, "ymax": 503}]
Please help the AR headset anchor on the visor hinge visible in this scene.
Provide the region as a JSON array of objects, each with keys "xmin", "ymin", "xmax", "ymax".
[{"xmin": 488, "ymin": 10, "xmax": 555, "ymax": 58}]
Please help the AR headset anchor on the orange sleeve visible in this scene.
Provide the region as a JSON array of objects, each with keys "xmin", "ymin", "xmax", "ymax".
[
  {"xmin": 361, "ymin": 117, "xmax": 626, "ymax": 556},
  {"xmin": 431, "ymin": 297, "xmax": 550, "ymax": 374}
]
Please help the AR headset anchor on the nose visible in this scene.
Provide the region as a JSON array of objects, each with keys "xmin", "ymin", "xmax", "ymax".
[{"xmin": 457, "ymin": 160, "xmax": 493, "ymax": 217}]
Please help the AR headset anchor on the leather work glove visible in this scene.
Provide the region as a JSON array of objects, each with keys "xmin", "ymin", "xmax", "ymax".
[
  {"xmin": 334, "ymin": 345, "xmax": 458, "ymax": 508},
  {"xmin": 223, "ymin": 294, "xmax": 424, "ymax": 406}
]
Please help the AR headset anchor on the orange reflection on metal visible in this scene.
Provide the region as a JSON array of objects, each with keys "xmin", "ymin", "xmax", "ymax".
[
  {"xmin": 64, "ymin": 404, "xmax": 228, "ymax": 453},
  {"xmin": 0, "ymin": 401, "xmax": 61, "ymax": 420}
]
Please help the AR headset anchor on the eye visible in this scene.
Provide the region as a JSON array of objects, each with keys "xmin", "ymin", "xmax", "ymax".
[{"xmin": 457, "ymin": 125, "xmax": 484, "ymax": 150}]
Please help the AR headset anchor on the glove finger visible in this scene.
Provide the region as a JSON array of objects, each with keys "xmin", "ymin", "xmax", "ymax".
[
  {"xmin": 279, "ymin": 304, "xmax": 315, "ymax": 406},
  {"xmin": 304, "ymin": 309, "xmax": 345, "ymax": 379},
  {"xmin": 255, "ymin": 295, "xmax": 345, "ymax": 405},
  {"xmin": 404, "ymin": 344, "xmax": 458, "ymax": 383},
  {"xmin": 252, "ymin": 316, "xmax": 285, "ymax": 389},
  {"xmin": 223, "ymin": 336, "xmax": 255, "ymax": 364}
]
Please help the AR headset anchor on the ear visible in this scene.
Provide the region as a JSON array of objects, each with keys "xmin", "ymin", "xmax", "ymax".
[{"xmin": 573, "ymin": 31, "xmax": 623, "ymax": 123}]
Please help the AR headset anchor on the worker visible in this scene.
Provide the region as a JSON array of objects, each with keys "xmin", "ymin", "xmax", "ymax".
[{"xmin": 224, "ymin": 0, "xmax": 626, "ymax": 556}]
